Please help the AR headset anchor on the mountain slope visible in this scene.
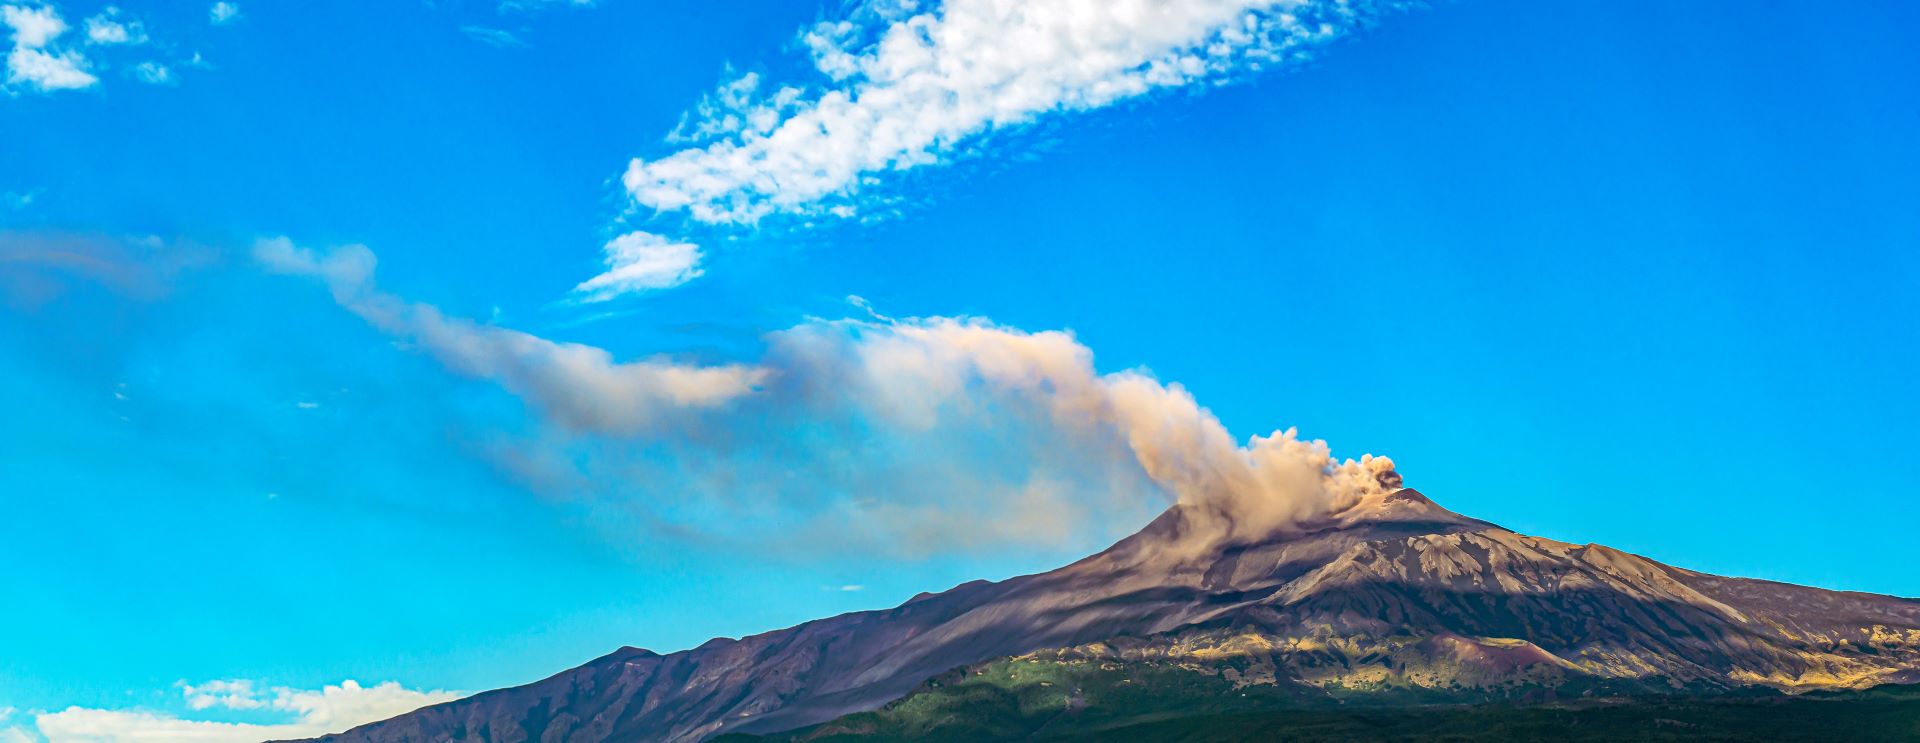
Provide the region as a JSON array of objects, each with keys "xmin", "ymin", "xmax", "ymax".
[
  {"xmin": 732, "ymin": 673, "xmax": 1920, "ymax": 742},
  {"xmin": 291, "ymin": 489, "xmax": 1920, "ymax": 743}
]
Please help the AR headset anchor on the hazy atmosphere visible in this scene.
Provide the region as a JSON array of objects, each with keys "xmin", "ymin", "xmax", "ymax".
[{"xmin": 3, "ymin": 1, "xmax": 1916, "ymax": 740}]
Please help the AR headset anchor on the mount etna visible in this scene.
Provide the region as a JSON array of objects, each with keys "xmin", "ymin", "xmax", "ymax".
[{"xmin": 282, "ymin": 472, "xmax": 1920, "ymax": 742}]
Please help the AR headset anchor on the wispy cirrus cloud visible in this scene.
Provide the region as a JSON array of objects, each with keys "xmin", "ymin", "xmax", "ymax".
[
  {"xmin": 498, "ymin": 0, "xmax": 595, "ymax": 13},
  {"xmin": 629, "ymin": 0, "xmax": 1406, "ymax": 224},
  {"xmin": 578, "ymin": 0, "xmax": 1407, "ymax": 301},
  {"xmin": 459, "ymin": 25, "xmax": 526, "ymax": 48},
  {"xmin": 444, "ymin": 0, "xmax": 595, "ymax": 47},
  {"xmin": 571, "ymin": 230, "xmax": 705, "ymax": 303}
]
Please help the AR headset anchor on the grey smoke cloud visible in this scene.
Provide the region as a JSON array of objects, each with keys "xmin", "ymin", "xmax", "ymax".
[
  {"xmin": 255, "ymin": 237, "xmax": 766, "ymax": 435},
  {"xmin": 261, "ymin": 238, "xmax": 1402, "ymax": 554},
  {"xmin": 1, "ymin": 231, "xmax": 214, "ymax": 309}
]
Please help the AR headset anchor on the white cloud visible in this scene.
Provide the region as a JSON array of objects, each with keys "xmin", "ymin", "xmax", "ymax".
[
  {"xmin": 571, "ymin": 230, "xmax": 705, "ymax": 302},
  {"xmin": 6, "ymin": 46, "xmax": 92, "ymax": 90},
  {"xmin": 181, "ymin": 679, "xmax": 261, "ymax": 711},
  {"xmin": 663, "ymin": 70, "xmax": 804, "ymax": 145},
  {"xmin": 3, "ymin": 3, "xmax": 97, "ymax": 92},
  {"xmin": 1, "ymin": 4, "xmax": 63, "ymax": 48},
  {"xmin": 207, "ymin": 2, "xmax": 239, "ymax": 26},
  {"xmin": 623, "ymin": 0, "xmax": 1401, "ymax": 225},
  {"xmin": 266, "ymin": 680, "xmax": 458, "ymax": 731},
  {"xmin": 3, "ymin": 4, "xmax": 186, "ymax": 93},
  {"xmin": 37, "ymin": 708, "xmax": 277, "ymax": 743},
  {"xmin": 27, "ymin": 680, "xmax": 460, "ymax": 743},
  {"xmin": 572, "ymin": 0, "xmax": 1405, "ymax": 295},
  {"xmin": 0, "ymin": 707, "xmax": 26, "ymax": 743},
  {"xmin": 130, "ymin": 60, "xmax": 171, "ymax": 85},
  {"xmin": 83, "ymin": 7, "xmax": 145, "ymax": 46}
]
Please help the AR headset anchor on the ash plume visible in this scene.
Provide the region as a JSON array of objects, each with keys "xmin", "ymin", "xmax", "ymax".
[{"xmin": 261, "ymin": 239, "xmax": 1403, "ymax": 554}]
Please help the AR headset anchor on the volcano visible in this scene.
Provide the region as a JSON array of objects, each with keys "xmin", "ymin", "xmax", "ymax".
[{"xmin": 288, "ymin": 487, "xmax": 1920, "ymax": 742}]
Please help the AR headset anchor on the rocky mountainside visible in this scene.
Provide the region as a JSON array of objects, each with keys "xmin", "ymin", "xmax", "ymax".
[{"xmin": 289, "ymin": 489, "xmax": 1920, "ymax": 743}]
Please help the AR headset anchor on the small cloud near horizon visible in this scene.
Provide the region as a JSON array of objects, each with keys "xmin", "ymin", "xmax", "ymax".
[{"xmin": 0, "ymin": 679, "xmax": 460, "ymax": 743}]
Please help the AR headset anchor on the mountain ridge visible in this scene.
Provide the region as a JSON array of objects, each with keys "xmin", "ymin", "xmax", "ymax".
[{"xmin": 286, "ymin": 488, "xmax": 1920, "ymax": 743}]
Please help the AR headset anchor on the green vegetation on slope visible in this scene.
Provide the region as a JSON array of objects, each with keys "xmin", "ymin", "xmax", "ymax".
[{"xmin": 722, "ymin": 657, "xmax": 1920, "ymax": 742}]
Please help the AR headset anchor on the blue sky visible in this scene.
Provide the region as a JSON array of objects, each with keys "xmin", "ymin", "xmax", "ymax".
[{"xmin": 2, "ymin": 0, "xmax": 1917, "ymax": 738}]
